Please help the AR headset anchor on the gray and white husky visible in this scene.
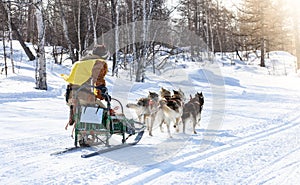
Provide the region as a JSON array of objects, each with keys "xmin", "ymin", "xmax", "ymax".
[
  {"xmin": 181, "ymin": 92, "xmax": 204, "ymax": 134},
  {"xmin": 126, "ymin": 91, "xmax": 160, "ymax": 135}
]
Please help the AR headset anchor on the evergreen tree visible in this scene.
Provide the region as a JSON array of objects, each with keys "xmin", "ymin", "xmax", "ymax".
[{"xmin": 238, "ymin": 0, "xmax": 287, "ymax": 67}]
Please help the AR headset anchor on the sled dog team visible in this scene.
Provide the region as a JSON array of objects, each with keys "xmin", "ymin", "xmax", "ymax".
[
  {"xmin": 61, "ymin": 45, "xmax": 204, "ymax": 138},
  {"xmin": 126, "ymin": 87, "xmax": 204, "ymax": 138}
]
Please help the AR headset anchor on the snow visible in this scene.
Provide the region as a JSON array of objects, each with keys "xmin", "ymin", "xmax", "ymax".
[{"xmin": 1, "ymin": 41, "xmax": 300, "ymax": 184}]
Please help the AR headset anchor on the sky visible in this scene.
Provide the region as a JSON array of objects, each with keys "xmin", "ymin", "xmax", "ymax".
[{"xmin": 166, "ymin": 0, "xmax": 242, "ymax": 19}]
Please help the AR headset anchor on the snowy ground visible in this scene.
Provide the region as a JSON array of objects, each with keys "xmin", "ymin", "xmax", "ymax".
[{"xmin": 1, "ymin": 42, "xmax": 300, "ymax": 184}]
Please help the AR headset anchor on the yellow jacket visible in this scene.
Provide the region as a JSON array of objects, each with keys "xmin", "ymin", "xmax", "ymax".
[{"xmin": 61, "ymin": 58, "xmax": 108, "ymax": 100}]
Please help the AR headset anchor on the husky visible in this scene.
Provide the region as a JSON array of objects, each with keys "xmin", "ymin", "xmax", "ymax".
[
  {"xmin": 126, "ymin": 97, "xmax": 151, "ymax": 127},
  {"xmin": 153, "ymin": 88, "xmax": 185, "ymax": 138},
  {"xmin": 147, "ymin": 91, "xmax": 161, "ymax": 136},
  {"xmin": 181, "ymin": 92, "xmax": 204, "ymax": 134},
  {"xmin": 160, "ymin": 87, "xmax": 172, "ymax": 100},
  {"xmin": 126, "ymin": 91, "xmax": 160, "ymax": 135}
]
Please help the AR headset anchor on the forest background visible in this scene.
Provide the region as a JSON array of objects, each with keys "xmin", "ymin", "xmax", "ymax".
[{"xmin": 1, "ymin": 0, "xmax": 300, "ymax": 89}]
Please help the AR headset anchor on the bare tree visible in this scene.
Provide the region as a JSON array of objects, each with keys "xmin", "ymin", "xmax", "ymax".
[
  {"xmin": 110, "ymin": 0, "xmax": 117, "ymax": 76},
  {"xmin": 34, "ymin": 0, "xmax": 47, "ymax": 90},
  {"xmin": 0, "ymin": 1, "xmax": 35, "ymax": 62},
  {"xmin": 2, "ymin": 30, "xmax": 8, "ymax": 76},
  {"xmin": 88, "ymin": 0, "xmax": 98, "ymax": 45},
  {"xmin": 77, "ymin": 0, "xmax": 82, "ymax": 58},
  {"xmin": 26, "ymin": 2, "xmax": 35, "ymax": 43},
  {"xmin": 57, "ymin": 0, "xmax": 76, "ymax": 63},
  {"xmin": 3, "ymin": 1, "xmax": 15, "ymax": 73}
]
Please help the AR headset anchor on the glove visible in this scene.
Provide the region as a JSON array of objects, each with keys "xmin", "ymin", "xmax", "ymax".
[
  {"xmin": 96, "ymin": 85, "xmax": 108, "ymax": 94},
  {"xmin": 104, "ymin": 94, "xmax": 111, "ymax": 102},
  {"xmin": 96, "ymin": 85, "xmax": 110, "ymax": 101}
]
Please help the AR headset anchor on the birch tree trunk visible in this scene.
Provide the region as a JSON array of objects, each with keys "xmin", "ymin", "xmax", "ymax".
[
  {"xmin": 3, "ymin": 2, "xmax": 15, "ymax": 73},
  {"xmin": 205, "ymin": 1, "xmax": 210, "ymax": 59},
  {"xmin": 88, "ymin": 0, "xmax": 98, "ymax": 45},
  {"xmin": 84, "ymin": 11, "xmax": 92, "ymax": 50},
  {"xmin": 135, "ymin": 0, "xmax": 147, "ymax": 82},
  {"xmin": 77, "ymin": 0, "xmax": 82, "ymax": 58},
  {"xmin": 260, "ymin": 5, "xmax": 265, "ymax": 67},
  {"xmin": 215, "ymin": 0, "xmax": 223, "ymax": 55},
  {"xmin": 208, "ymin": 1, "xmax": 214, "ymax": 57},
  {"xmin": 34, "ymin": 0, "xmax": 47, "ymax": 90},
  {"xmin": 131, "ymin": 0, "xmax": 136, "ymax": 81},
  {"xmin": 110, "ymin": 0, "xmax": 117, "ymax": 76},
  {"xmin": 114, "ymin": 0, "xmax": 119, "ymax": 76}
]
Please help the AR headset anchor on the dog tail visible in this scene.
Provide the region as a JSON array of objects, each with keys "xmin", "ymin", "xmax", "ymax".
[
  {"xmin": 126, "ymin": 103, "xmax": 139, "ymax": 109},
  {"xmin": 158, "ymin": 100, "xmax": 174, "ymax": 117}
]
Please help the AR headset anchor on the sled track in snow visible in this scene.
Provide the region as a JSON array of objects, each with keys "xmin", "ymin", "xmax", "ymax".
[
  {"xmin": 107, "ymin": 111, "xmax": 300, "ymax": 184},
  {"xmin": 0, "ymin": 134, "xmax": 69, "ymax": 178},
  {"xmin": 241, "ymin": 146, "xmax": 300, "ymax": 184},
  {"xmin": 0, "ymin": 133, "xmax": 112, "ymax": 184}
]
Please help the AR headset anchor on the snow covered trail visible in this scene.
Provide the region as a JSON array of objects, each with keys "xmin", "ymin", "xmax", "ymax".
[
  {"xmin": 1, "ymin": 55, "xmax": 300, "ymax": 184},
  {"xmin": 103, "ymin": 65, "xmax": 300, "ymax": 185},
  {"xmin": 106, "ymin": 105, "xmax": 300, "ymax": 185},
  {"xmin": 1, "ymin": 96, "xmax": 299, "ymax": 185}
]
